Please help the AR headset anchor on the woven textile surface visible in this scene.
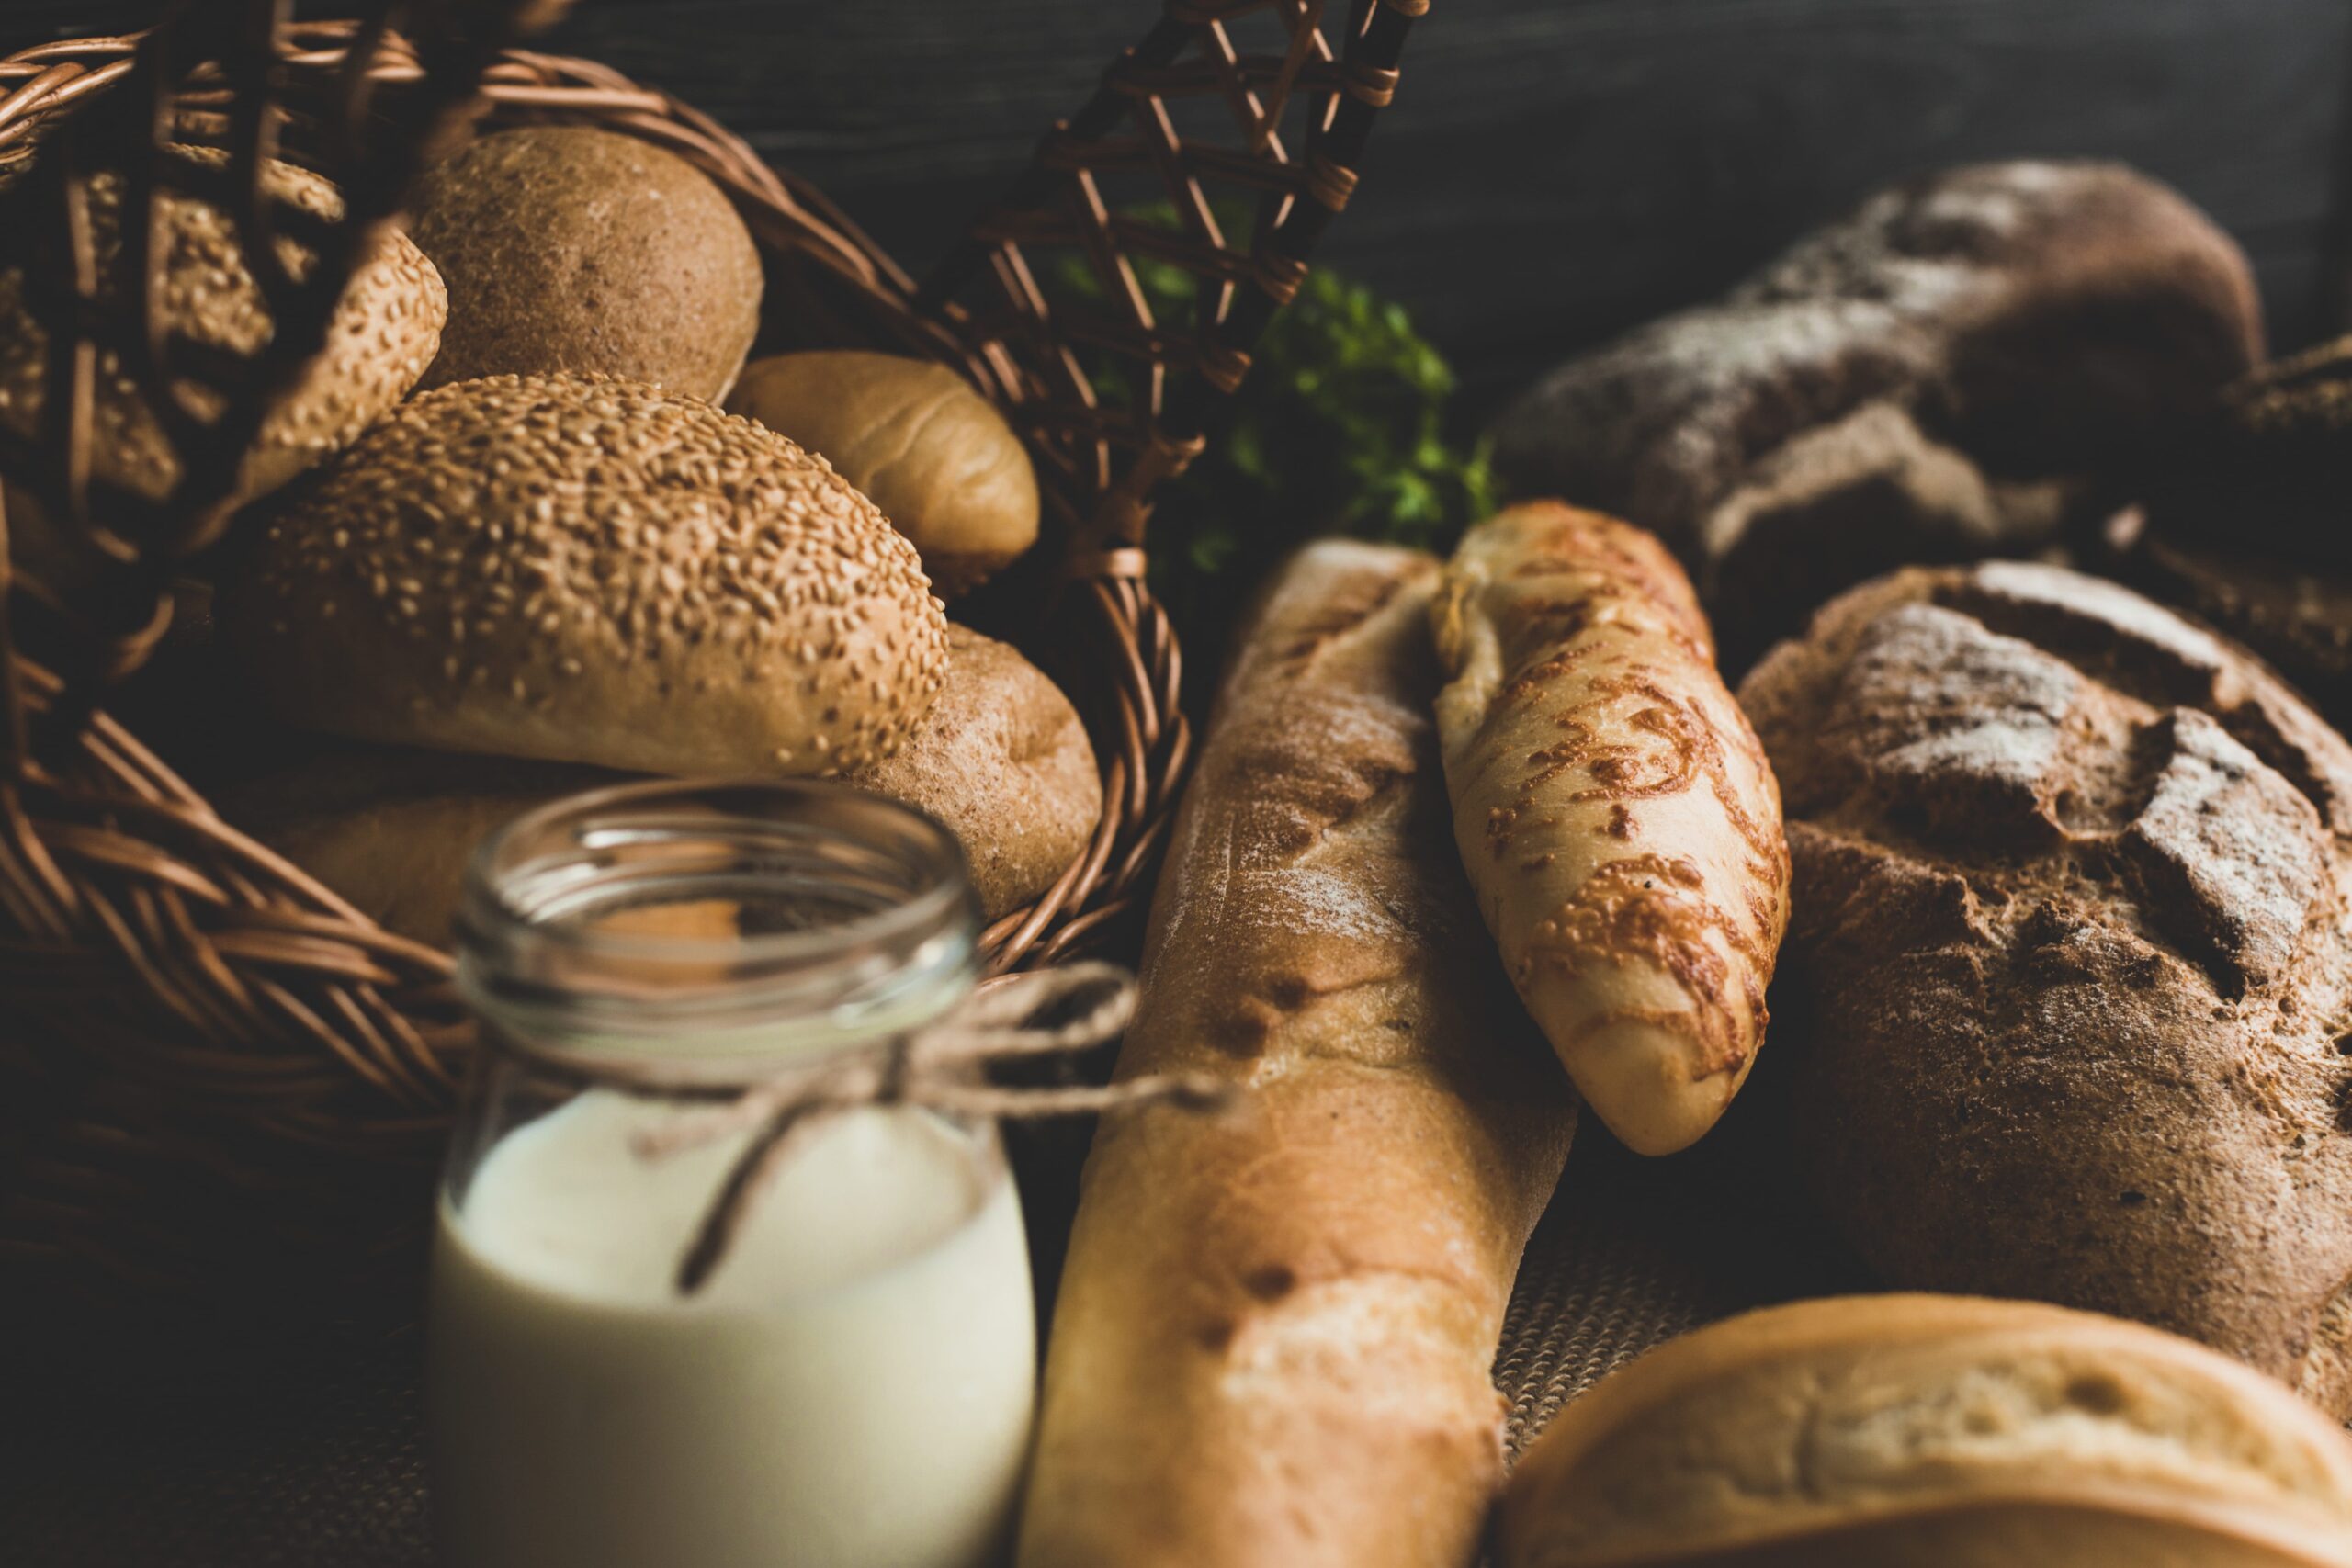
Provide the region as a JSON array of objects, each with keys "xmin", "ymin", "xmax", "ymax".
[{"xmin": 2, "ymin": 1102, "xmax": 1861, "ymax": 1568}]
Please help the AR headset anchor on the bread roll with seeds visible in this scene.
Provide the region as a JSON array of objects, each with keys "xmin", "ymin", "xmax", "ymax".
[
  {"xmin": 223, "ymin": 372, "xmax": 948, "ymax": 777},
  {"xmin": 0, "ymin": 144, "xmax": 445, "ymax": 526},
  {"xmin": 1430, "ymin": 502, "xmax": 1789, "ymax": 1155},
  {"xmin": 1020, "ymin": 540, "xmax": 1577, "ymax": 1568},
  {"xmin": 1501, "ymin": 1295, "xmax": 2352, "ymax": 1568}
]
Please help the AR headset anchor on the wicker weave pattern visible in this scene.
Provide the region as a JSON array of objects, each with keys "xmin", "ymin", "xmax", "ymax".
[{"xmin": 0, "ymin": 3, "xmax": 1423, "ymax": 1306}]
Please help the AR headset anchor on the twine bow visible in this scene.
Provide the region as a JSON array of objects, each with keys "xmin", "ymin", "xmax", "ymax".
[{"xmin": 616, "ymin": 962, "xmax": 1227, "ymax": 1295}]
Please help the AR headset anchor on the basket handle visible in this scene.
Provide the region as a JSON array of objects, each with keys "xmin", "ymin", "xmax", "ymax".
[{"xmin": 917, "ymin": 0, "xmax": 1428, "ymax": 562}]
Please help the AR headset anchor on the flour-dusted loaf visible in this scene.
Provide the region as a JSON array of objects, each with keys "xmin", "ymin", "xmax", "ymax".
[
  {"xmin": 1430, "ymin": 502, "xmax": 1789, "ymax": 1156},
  {"xmin": 1018, "ymin": 540, "xmax": 1577, "ymax": 1568},
  {"xmin": 1492, "ymin": 162, "xmax": 2262, "ymax": 663},
  {"xmin": 1501, "ymin": 1295, "xmax": 2352, "ymax": 1568},
  {"xmin": 1740, "ymin": 561, "xmax": 2352, "ymax": 1416}
]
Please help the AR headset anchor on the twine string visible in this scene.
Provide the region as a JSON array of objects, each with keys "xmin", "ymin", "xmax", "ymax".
[{"xmin": 581, "ymin": 962, "xmax": 1225, "ymax": 1295}]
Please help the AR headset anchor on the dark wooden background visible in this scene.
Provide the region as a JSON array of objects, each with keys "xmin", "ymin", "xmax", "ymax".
[{"xmin": 11, "ymin": 0, "xmax": 2351, "ymax": 409}]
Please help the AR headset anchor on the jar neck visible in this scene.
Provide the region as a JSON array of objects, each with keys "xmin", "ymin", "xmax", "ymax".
[{"xmin": 456, "ymin": 780, "xmax": 983, "ymax": 1087}]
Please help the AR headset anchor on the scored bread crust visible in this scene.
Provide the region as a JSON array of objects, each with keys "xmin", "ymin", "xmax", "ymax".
[
  {"xmin": 1430, "ymin": 502, "xmax": 1789, "ymax": 1155},
  {"xmin": 1017, "ymin": 540, "xmax": 1577, "ymax": 1568},
  {"xmin": 1739, "ymin": 561, "xmax": 2352, "ymax": 1416},
  {"xmin": 1500, "ymin": 1294, "xmax": 2352, "ymax": 1568},
  {"xmin": 225, "ymin": 373, "xmax": 948, "ymax": 778}
]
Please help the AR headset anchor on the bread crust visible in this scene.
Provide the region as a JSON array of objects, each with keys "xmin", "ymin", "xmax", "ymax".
[
  {"xmin": 1739, "ymin": 561, "xmax": 2352, "ymax": 1414},
  {"xmin": 409, "ymin": 125, "xmax": 761, "ymax": 402},
  {"xmin": 1500, "ymin": 1294, "xmax": 2352, "ymax": 1568},
  {"xmin": 1017, "ymin": 540, "xmax": 1577, "ymax": 1568},
  {"xmin": 224, "ymin": 373, "xmax": 948, "ymax": 778},
  {"xmin": 1430, "ymin": 502, "xmax": 1789, "ymax": 1155},
  {"xmin": 728, "ymin": 352, "xmax": 1040, "ymax": 596}
]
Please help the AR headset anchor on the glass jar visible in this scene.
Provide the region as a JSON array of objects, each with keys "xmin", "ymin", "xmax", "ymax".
[{"xmin": 428, "ymin": 780, "xmax": 1035, "ymax": 1568}]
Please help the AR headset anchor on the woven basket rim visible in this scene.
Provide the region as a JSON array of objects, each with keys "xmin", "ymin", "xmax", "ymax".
[{"xmin": 0, "ymin": 1, "xmax": 1422, "ymax": 1305}]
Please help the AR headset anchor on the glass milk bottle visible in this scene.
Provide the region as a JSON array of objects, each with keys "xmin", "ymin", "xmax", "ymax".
[{"xmin": 428, "ymin": 780, "xmax": 1035, "ymax": 1568}]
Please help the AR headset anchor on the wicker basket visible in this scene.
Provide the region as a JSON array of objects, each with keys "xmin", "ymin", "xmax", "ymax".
[{"xmin": 0, "ymin": 0, "xmax": 1425, "ymax": 1314}]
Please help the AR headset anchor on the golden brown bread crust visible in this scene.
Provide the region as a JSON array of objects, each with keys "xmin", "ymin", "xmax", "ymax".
[
  {"xmin": 223, "ymin": 373, "xmax": 949, "ymax": 779},
  {"xmin": 226, "ymin": 626, "xmax": 1096, "ymax": 936},
  {"xmin": 1430, "ymin": 502, "xmax": 1788, "ymax": 1155},
  {"xmin": 843, "ymin": 626, "xmax": 1097, "ymax": 919},
  {"xmin": 1738, "ymin": 561, "xmax": 2352, "ymax": 1415},
  {"xmin": 1018, "ymin": 540, "xmax": 1577, "ymax": 1568},
  {"xmin": 1501, "ymin": 1295, "xmax": 2352, "ymax": 1568},
  {"xmin": 728, "ymin": 353, "xmax": 1040, "ymax": 596},
  {"xmin": 409, "ymin": 125, "xmax": 761, "ymax": 401}
]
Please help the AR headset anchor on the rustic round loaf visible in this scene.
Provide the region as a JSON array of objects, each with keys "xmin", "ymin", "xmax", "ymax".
[
  {"xmin": 0, "ymin": 143, "xmax": 447, "ymax": 517},
  {"xmin": 1739, "ymin": 560, "xmax": 2352, "ymax": 1416},
  {"xmin": 727, "ymin": 352, "xmax": 1040, "ymax": 596},
  {"xmin": 1501, "ymin": 1295, "xmax": 2352, "ymax": 1568},
  {"xmin": 223, "ymin": 372, "xmax": 949, "ymax": 777},
  {"xmin": 408, "ymin": 125, "xmax": 762, "ymax": 400},
  {"xmin": 1492, "ymin": 161, "xmax": 2262, "ymax": 666}
]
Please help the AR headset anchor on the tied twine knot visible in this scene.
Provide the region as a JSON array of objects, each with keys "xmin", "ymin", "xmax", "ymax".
[{"xmin": 618, "ymin": 963, "xmax": 1227, "ymax": 1295}]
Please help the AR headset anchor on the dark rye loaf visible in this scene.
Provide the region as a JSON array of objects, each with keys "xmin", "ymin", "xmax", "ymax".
[
  {"xmin": 1738, "ymin": 559, "xmax": 2352, "ymax": 1416},
  {"xmin": 1496, "ymin": 162, "xmax": 2262, "ymax": 667}
]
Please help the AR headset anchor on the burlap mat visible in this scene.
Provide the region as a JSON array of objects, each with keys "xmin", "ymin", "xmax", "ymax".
[{"xmin": 3, "ymin": 1106, "xmax": 1862, "ymax": 1568}]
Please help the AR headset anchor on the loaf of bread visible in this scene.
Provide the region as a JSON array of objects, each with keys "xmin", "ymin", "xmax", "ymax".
[
  {"xmin": 224, "ymin": 626, "xmax": 1097, "ymax": 939},
  {"xmin": 408, "ymin": 126, "xmax": 762, "ymax": 401},
  {"xmin": 1491, "ymin": 162, "xmax": 2262, "ymax": 663},
  {"xmin": 1018, "ymin": 540, "xmax": 1577, "ymax": 1568},
  {"xmin": 0, "ymin": 145, "xmax": 446, "ymax": 530},
  {"xmin": 1430, "ymin": 502, "xmax": 1788, "ymax": 1155},
  {"xmin": 728, "ymin": 352, "xmax": 1040, "ymax": 596},
  {"xmin": 222, "ymin": 372, "xmax": 949, "ymax": 778},
  {"xmin": 1739, "ymin": 560, "xmax": 2352, "ymax": 1416},
  {"xmin": 1501, "ymin": 1295, "xmax": 2352, "ymax": 1568}
]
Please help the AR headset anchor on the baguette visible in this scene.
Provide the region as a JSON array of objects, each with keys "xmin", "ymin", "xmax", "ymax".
[
  {"xmin": 1017, "ymin": 540, "xmax": 1577, "ymax": 1568},
  {"xmin": 1430, "ymin": 502, "xmax": 1789, "ymax": 1155}
]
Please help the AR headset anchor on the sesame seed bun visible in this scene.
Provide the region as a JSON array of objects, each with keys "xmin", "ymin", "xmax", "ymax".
[
  {"xmin": 223, "ymin": 372, "xmax": 949, "ymax": 778},
  {"xmin": 1501, "ymin": 1295, "xmax": 2352, "ymax": 1568},
  {"xmin": 408, "ymin": 125, "xmax": 762, "ymax": 402},
  {"xmin": 0, "ymin": 144, "xmax": 447, "ymax": 516}
]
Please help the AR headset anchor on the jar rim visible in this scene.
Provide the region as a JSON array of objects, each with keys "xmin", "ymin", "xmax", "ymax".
[{"xmin": 456, "ymin": 778, "xmax": 981, "ymax": 1057}]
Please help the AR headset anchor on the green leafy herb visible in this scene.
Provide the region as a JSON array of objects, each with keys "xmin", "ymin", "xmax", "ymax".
[{"xmin": 1051, "ymin": 209, "xmax": 1494, "ymax": 654}]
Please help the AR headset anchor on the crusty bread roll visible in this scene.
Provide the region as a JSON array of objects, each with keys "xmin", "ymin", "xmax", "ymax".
[
  {"xmin": 1501, "ymin": 1295, "xmax": 2352, "ymax": 1568},
  {"xmin": 1738, "ymin": 560, "xmax": 2352, "ymax": 1416},
  {"xmin": 408, "ymin": 125, "xmax": 762, "ymax": 401},
  {"xmin": 0, "ymin": 144, "xmax": 445, "ymax": 524},
  {"xmin": 1430, "ymin": 502, "xmax": 1789, "ymax": 1155},
  {"xmin": 226, "ymin": 626, "xmax": 1096, "ymax": 939},
  {"xmin": 1018, "ymin": 540, "xmax": 1577, "ymax": 1568},
  {"xmin": 844, "ymin": 625, "xmax": 1097, "ymax": 918},
  {"xmin": 728, "ymin": 352, "xmax": 1040, "ymax": 596},
  {"xmin": 223, "ymin": 372, "xmax": 948, "ymax": 778}
]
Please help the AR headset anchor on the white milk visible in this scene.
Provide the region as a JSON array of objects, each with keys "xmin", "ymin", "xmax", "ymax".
[{"xmin": 429, "ymin": 1090, "xmax": 1035, "ymax": 1568}]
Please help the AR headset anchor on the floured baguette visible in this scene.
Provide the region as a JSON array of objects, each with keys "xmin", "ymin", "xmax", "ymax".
[
  {"xmin": 1017, "ymin": 540, "xmax": 1577, "ymax": 1568},
  {"xmin": 1430, "ymin": 502, "xmax": 1789, "ymax": 1155}
]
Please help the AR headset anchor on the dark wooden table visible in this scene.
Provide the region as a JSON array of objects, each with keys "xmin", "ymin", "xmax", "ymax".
[{"xmin": 10, "ymin": 0, "xmax": 2350, "ymax": 406}]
